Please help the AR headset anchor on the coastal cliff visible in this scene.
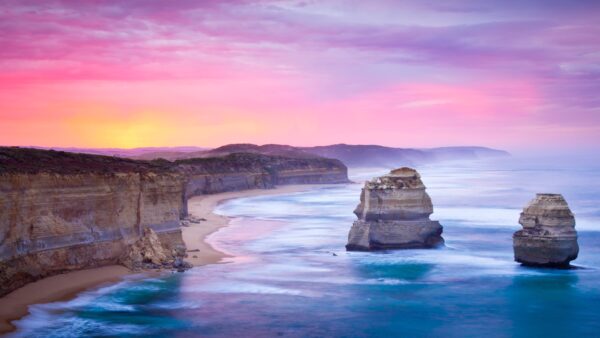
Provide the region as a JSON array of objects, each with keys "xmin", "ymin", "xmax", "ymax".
[
  {"xmin": 0, "ymin": 148, "xmax": 349, "ymax": 296},
  {"xmin": 0, "ymin": 149, "xmax": 187, "ymax": 296},
  {"xmin": 177, "ymin": 153, "xmax": 349, "ymax": 199}
]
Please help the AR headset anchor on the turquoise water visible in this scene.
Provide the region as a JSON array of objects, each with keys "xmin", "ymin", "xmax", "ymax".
[{"xmin": 9, "ymin": 157, "xmax": 600, "ymax": 337}]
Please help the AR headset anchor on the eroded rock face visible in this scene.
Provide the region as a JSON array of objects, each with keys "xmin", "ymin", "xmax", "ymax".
[
  {"xmin": 179, "ymin": 153, "xmax": 349, "ymax": 198},
  {"xmin": 513, "ymin": 193, "xmax": 579, "ymax": 267},
  {"xmin": 121, "ymin": 228, "xmax": 190, "ymax": 272},
  {"xmin": 346, "ymin": 167, "xmax": 444, "ymax": 251},
  {"xmin": 0, "ymin": 172, "xmax": 187, "ymax": 296}
]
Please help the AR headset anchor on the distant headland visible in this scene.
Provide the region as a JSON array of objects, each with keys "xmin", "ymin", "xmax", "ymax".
[{"xmin": 32, "ymin": 143, "xmax": 510, "ymax": 168}]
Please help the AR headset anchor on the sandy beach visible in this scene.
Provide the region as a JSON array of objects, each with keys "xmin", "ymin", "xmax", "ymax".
[
  {"xmin": 0, "ymin": 184, "xmax": 324, "ymax": 334},
  {"xmin": 0, "ymin": 265, "xmax": 130, "ymax": 333},
  {"xmin": 183, "ymin": 185, "xmax": 325, "ymax": 266}
]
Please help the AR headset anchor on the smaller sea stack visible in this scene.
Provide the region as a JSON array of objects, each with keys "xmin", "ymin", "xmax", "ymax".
[
  {"xmin": 513, "ymin": 193, "xmax": 579, "ymax": 267},
  {"xmin": 345, "ymin": 167, "xmax": 444, "ymax": 251}
]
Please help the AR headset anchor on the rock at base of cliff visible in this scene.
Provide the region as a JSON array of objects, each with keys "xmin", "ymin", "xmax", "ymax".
[
  {"xmin": 346, "ymin": 220, "xmax": 444, "ymax": 251},
  {"xmin": 121, "ymin": 228, "xmax": 192, "ymax": 272}
]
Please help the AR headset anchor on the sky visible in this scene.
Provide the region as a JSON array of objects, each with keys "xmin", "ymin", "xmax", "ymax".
[{"xmin": 1, "ymin": 0, "xmax": 599, "ymax": 151}]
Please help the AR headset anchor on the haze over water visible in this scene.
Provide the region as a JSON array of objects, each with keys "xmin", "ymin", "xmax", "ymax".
[{"xmin": 10, "ymin": 156, "xmax": 600, "ymax": 338}]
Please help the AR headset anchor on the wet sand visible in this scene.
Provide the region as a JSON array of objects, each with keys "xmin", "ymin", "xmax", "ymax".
[
  {"xmin": 0, "ymin": 265, "xmax": 130, "ymax": 333},
  {"xmin": 183, "ymin": 185, "xmax": 326, "ymax": 266}
]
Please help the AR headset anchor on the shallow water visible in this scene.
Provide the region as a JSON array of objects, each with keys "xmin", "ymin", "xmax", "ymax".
[{"xmin": 10, "ymin": 157, "xmax": 600, "ymax": 337}]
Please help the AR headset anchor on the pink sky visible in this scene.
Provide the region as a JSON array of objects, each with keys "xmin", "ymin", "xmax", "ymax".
[{"xmin": 1, "ymin": 0, "xmax": 599, "ymax": 151}]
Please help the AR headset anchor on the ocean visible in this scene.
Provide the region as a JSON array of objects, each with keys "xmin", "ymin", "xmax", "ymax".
[{"xmin": 9, "ymin": 156, "xmax": 600, "ymax": 337}]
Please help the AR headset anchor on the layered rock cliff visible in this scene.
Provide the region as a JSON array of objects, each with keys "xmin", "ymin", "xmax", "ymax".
[
  {"xmin": 176, "ymin": 153, "xmax": 349, "ymax": 199},
  {"xmin": 0, "ymin": 148, "xmax": 188, "ymax": 296},
  {"xmin": 346, "ymin": 167, "xmax": 444, "ymax": 251},
  {"xmin": 513, "ymin": 193, "xmax": 579, "ymax": 267},
  {"xmin": 0, "ymin": 148, "xmax": 349, "ymax": 296}
]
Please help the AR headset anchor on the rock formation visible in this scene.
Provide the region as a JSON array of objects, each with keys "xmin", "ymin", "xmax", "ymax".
[
  {"xmin": 0, "ymin": 171, "xmax": 188, "ymax": 296},
  {"xmin": 346, "ymin": 167, "xmax": 444, "ymax": 251},
  {"xmin": 121, "ymin": 228, "xmax": 191, "ymax": 272},
  {"xmin": 513, "ymin": 193, "xmax": 579, "ymax": 267},
  {"xmin": 178, "ymin": 153, "xmax": 349, "ymax": 199}
]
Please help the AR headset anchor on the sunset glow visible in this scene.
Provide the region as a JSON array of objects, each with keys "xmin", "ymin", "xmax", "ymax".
[{"xmin": 1, "ymin": 1, "xmax": 599, "ymax": 150}]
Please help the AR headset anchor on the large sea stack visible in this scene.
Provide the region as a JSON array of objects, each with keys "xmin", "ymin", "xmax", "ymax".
[
  {"xmin": 345, "ymin": 167, "xmax": 444, "ymax": 251},
  {"xmin": 513, "ymin": 193, "xmax": 579, "ymax": 267}
]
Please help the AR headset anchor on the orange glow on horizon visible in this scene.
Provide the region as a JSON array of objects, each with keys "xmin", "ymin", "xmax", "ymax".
[{"xmin": 1, "ymin": 1, "xmax": 598, "ymax": 151}]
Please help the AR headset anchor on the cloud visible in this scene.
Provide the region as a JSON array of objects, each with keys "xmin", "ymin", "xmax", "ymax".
[{"xmin": 0, "ymin": 0, "xmax": 599, "ymax": 148}]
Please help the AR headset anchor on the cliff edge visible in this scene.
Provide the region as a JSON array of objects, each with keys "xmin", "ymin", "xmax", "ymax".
[{"xmin": 0, "ymin": 148, "xmax": 188, "ymax": 296}]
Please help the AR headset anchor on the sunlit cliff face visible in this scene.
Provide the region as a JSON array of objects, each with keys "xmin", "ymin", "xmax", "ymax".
[{"xmin": 1, "ymin": 1, "xmax": 599, "ymax": 150}]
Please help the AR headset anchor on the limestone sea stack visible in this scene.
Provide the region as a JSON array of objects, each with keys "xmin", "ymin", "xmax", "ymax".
[
  {"xmin": 513, "ymin": 193, "xmax": 579, "ymax": 267},
  {"xmin": 345, "ymin": 167, "xmax": 444, "ymax": 251}
]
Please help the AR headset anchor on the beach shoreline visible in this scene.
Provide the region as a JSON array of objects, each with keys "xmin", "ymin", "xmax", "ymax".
[
  {"xmin": 0, "ymin": 184, "xmax": 326, "ymax": 334},
  {"xmin": 0, "ymin": 265, "xmax": 130, "ymax": 334},
  {"xmin": 183, "ymin": 184, "xmax": 327, "ymax": 267}
]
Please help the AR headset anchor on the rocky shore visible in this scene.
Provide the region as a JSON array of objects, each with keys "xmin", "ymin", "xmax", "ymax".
[
  {"xmin": 346, "ymin": 167, "xmax": 444, "ymax": 251},
  {"xmin": 513, "ymin": 193, "xmax": 579, "ymax": 267},
  {"xmin": 0, "ymin": 183, "xmax": 324, "ymax": 333},
  {"xmin": 0, "ymin": 147, "xmax": 350, "ymax": 298}
]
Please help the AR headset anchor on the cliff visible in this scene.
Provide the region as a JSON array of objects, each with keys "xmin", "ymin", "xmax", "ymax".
[
  {"xmin": 0, "ymin": 148, "xmax": 349, "ymax": 296},
  {"xmin": 0, "ymin": 148, "xmax": 187, "ymax": 296},
  {"xmin": 346, "ymin": 167, "xmax": 444, "ymax": 251},
  {"xmin": 175, "ymin": 153, "xmax": 349, "ymax": 199}
]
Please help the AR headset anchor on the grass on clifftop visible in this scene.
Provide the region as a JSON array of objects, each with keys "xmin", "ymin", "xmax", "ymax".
[
  {"xmin": 0, "ymin": 147, "xmax": 172, "ymax": 174},
  {"xmin": 0, "ymin": 147, "xmax": 346, "ymax": 175}
]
